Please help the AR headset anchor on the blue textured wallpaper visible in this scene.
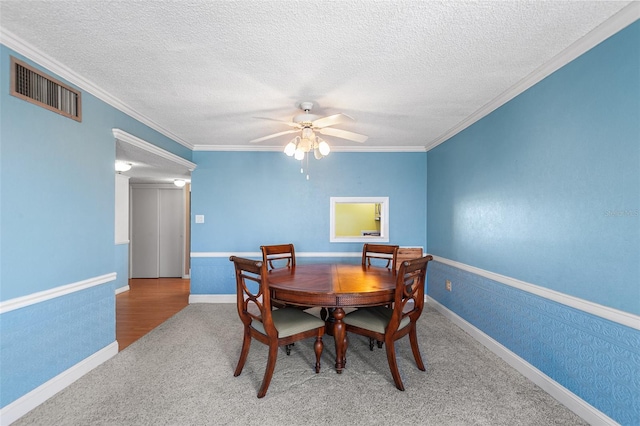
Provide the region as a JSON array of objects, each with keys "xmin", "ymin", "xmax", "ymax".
[
  {"xmin": 191, "ymin": 151, "xmax": 427, "ymax": 251},
  {"xmin": 427, "ymin": 22, "xmax": 639, "ymax": 314},
  {"xmin": 0, "ymin": 284, "xmax": 115, "ymax": 407},
  {"xmin": 428, "ymin": 261, "xmax": 640, "ymax": 425},
  {"xmin": 190, "ymin": 151, "xmax": 427, "ymax": 294}
]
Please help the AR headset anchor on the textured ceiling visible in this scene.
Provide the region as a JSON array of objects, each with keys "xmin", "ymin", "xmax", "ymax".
[{"xmin": 0, "ymin": 1, "xmax": 636, "ymax": 181}]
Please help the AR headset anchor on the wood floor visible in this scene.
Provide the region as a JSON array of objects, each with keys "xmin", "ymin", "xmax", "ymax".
[{"xmin": 116, "ymin": 278, "xmax": 190, "ymax": 351}]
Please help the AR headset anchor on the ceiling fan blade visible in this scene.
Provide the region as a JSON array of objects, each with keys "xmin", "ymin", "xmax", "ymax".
[
  {"xmin": 312, "ymin": 113, "xmax": 354, "ymax": 129},
  {"xmin": 250, "ymin": 129, "xmax": 298, "ymax": 143},
  {"xmin": 318, "ymin": 127, "xmax": 368, "ymax": 143},
  {"xmin": 254, "ymin": 117, "xmax": 300, "ymax": 128}
]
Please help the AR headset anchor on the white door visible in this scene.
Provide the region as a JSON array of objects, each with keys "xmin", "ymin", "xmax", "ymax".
[
  {"xmin": 158, "ymin": 189, "xmax": 183, "ymax": 277},
  {"xmin": 130, "ymin": 186, "xmax": 183, "ymax": 278},
  {"xmin": 131, "ymin": 187, "xmax": 159, "ymax": 278}
]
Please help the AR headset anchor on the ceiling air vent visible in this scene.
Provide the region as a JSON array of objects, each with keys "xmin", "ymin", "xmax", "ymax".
[{"xmin": 10, "ymin": 56, "xmax": 82, "ymax": 122}]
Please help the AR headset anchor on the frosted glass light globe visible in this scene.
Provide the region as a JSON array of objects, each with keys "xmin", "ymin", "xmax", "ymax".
[
  {"xmin": 284, "ymin": 141, "xmax": 296, "ymax": 156},
  {"xmin": 318, "ymin": 140, "xmax": 331, "ymax": 156}
]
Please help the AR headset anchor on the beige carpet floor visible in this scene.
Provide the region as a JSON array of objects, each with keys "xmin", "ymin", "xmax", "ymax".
[{"xmin": 14, "ymin": 304, "xmax": 587, "ymax": 425}]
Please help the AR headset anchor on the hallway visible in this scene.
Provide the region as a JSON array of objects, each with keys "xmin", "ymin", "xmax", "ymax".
[{"xmin": 116, "ymin": 278, "xmax": 190, "ymax": 351}]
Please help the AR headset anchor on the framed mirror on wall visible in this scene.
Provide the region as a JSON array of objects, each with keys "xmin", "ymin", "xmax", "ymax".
[{"xmin": 330, "ymin": 197, "xmax": 389, "ymax": 243}]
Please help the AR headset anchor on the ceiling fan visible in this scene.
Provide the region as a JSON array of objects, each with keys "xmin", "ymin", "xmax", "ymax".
[{"xmin": 250, "ymin": 102, "xmax": 368, "ymax": 160}]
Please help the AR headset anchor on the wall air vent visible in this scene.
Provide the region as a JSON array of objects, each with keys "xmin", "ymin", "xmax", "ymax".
[{"xmin": 10, "ymin": 56, "xmax": 82, "ymax": 122}]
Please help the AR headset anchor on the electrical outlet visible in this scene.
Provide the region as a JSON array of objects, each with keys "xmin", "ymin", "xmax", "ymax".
[{"xmin": 445, "ymin": 279, "xmax": 452, "ymax": 291}]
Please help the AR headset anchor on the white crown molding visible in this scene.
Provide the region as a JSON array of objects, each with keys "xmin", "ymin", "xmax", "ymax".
[
  {"xmin": 113, "ymin": 129, "xmax": 197, "ymax": 171},
  {"xmin": 0, "ymin": 273, "xmax": 116, "ymax": 314},
  {"xmin": 425, "ymin": 2, "xmax": 640, "ymax": 152},
  {"xmin": 192, "ymin": 144, "xmax": 427, "ymax": 152},
  {"xmin": 427, "ymin": 297, "xmax": 617, "ymax": 426},
  {"xmin": 433, "ymin": 255, "xmax": 640, "ymax": 331},
  {"xmin": 0, "ymin": 28, "xmax": 194, "ymax": 150}
]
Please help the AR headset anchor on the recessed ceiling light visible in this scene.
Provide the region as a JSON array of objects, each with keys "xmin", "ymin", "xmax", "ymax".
[{"xmin": 115, "ymin": 161, "xmax": 132, "ymax": 172}]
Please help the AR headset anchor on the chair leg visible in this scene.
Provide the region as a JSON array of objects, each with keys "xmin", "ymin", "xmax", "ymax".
[
  {"xmin": 342, "ymin": 331, "xmax": 348, "ymax": 368},
  {"xmin": 320, "ymin": 307, "xmax": 328, "ymax": 321},
  {"xmin": 257, "ymin": 343, "xmax": 279, "ymax": 398},
  {"xmin": 408, "ymin": 325, "xmax": 426, "ymax": 371},
  {"xmin": 285, "ymin": 343, "xmax": 293, "ymax": 355},
  {"xmin": 384, "ymin": 339, "xmax": 404, "ymax": 391},
  {"xmin": 314, "ymin": 334, "xmax": 323, "ymax": 373},
  {"xmin": 234, "ymin": 329, "xmax": 252, "ymax": 377},
  {"xmin": 377, "ymin": 340, "xmax": 384, "ymax": 348},
  {"xmin": 369, "ymin": 337, "xmax": 375, "ymax": 351}
]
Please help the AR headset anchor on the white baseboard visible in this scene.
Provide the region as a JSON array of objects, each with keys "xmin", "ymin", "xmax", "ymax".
[
  {"xmin": 189, "ymin": 294, "xmax": 235, "ymax": 304},
  {"xmin": 0, "ymin": 342, "xmax": 118, "ymax": 426},
  {"xmin": 115, "ymin": 285, "xmax": 130, "ymax": 295},
  {"xmin": 426, "ymin": 297, "xmax": 618, "ymax": 426}
]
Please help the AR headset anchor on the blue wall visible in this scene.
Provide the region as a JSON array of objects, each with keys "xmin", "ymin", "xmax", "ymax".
[
  {"xmin": 427, "ymin": 22, "xmax": 639, "ymax": 424},
  {"xmin": 428, "ymin": 22, "xmax": 639, "ymax": 315},
  {"xmin": 1, "ymin": 17, "xmax": 638, "ymax": 425},
  {"xmin": 0, "ymin": 46, "xmax": 189, "ymax": 408},
  {"xmin": 190, "ymin": 151, "xmax": 427, "ymax": 294}
]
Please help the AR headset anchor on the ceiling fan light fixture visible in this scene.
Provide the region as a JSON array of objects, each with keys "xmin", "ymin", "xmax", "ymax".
[{"xmin": 254, "ymin": 101, "xmax": 366, "ymax": 176}]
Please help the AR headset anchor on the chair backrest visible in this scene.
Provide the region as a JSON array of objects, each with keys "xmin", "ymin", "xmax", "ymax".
[
  {"xmin": 261, "ymin": 244, "xmax": 296, "ymax": 270},
  {"xmin": 230, "ymin": 256, "xmax": 276, "ymax": 337},
  {"xmin": 389, "ymin": 255, "xmax": 433, "ymax": 330},
  {"xmin": 362, "ymin": 243, "xmax": 399, "ymax": 270},
  {"xmin": 395, "ymin": 247, "xmax": 424, "ymax": 271}
]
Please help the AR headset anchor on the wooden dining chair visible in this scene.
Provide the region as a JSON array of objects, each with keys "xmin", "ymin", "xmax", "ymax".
[
  {"xmin": 360, "ymin": 243, "xmax": 400, "ymax": 325},
  {"xmin": 230, "ymin": 256, "xmax": 325, "ymax": 398},
  {"xmin": 261, "ymin": 243, "xmax": 296, "ymax": 270},
  {"xmin": 344, "ymin": 255, "xmax": 433, "ymax": 391},
  {"xmin": 395, "ymin": 247, "xmax": 423, "ymax": 271},
  {"xmin": 362, "ymin": 243, "xmax": 399, "ymax": 270},
  {"xmin": 261, "ymin": 243, "xmax": 303, "ymax": 315}
]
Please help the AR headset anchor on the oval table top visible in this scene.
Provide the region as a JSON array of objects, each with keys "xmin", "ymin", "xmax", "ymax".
[{"xmin": 267, "ymin": 263, "xmax": 397, "ymax": 308}]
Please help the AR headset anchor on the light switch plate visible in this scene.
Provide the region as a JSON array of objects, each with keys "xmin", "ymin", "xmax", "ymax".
[{"xmin": 195, "ymin": 215, "xmax": 204, "ymax": 224}]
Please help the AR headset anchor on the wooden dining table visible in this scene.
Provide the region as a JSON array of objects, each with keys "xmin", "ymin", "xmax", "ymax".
[{"xmin": 267, "ymin": 263, "xmax": 397, "ymax": 373}]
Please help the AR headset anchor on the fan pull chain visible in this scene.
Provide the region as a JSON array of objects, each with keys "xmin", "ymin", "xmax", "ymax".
[{"xmin": 300, "ymin": 156, "xmax": 310, "ymax": 179}]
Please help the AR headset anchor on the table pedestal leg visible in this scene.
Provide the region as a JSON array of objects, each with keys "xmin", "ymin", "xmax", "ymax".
[{"xmin": 329, "ymin": 308, "xmax": 346, "ymax": 373}]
